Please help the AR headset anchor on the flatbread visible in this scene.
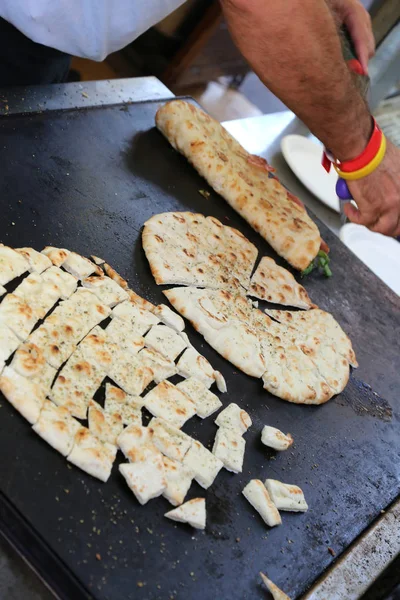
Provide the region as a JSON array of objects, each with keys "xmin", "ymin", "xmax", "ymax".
[
  {"xmin": 182, "ymin": 439, "xmax": 223, "ymax": 489},
  {"xmin": 67, "ymin": 427, "xmax": 117, "ymax": 482},
  {"xmin": 105, "ymin": 317, "xmax": 145, "ymax": 355},
  {"xmin": 41, "ymin": 266, "xmax": 77, "ymax": 299},
  {"xmin": 62, "ymin": 251, "xmax": 102, "ymax": 279},
  {"xmin": 265, "ymin": 308, "xmax": 358, "ymax": 368},
  {"xmin": 177, "ymin": 377, "xmax": 222, "ymax": 419},
  {"xmin": 138, "ymin": 347, "xmax": 177, "ymax": 383},
  {"xmin": 212, "ymin": 427, "xmax": 245, "ymax": 473},
  {"xmin": 101, "ymin": 262, "xmax": 156, "ymax": 312},
  {"xmin": 150, "ymin": 417, "xmax": 192, "ymax": 462},
  {"xmin": 261, "ymin": 426, "xmax": 293, "ymax": 451},
  {"xmin": 50, "ymin": 346, "xmax": 106, "ymax": 418},
  {"xmin": 41, "ymin": 246, "xmax": 70, "ymax": 267},
  {"xmin": 106, "ymin": 347, "xmax": 153, "ymax": 396},
  {"xmin": 104, "ymin": 384, "xmax": 143, "ymax": 426},
  {"xmin": 88, "ymin": 399, "xmax": 124, "ymax": 445},
  {"xmin": 111, "ymin": 300, "xmax": 159, "ymax": 335},
  {"xmin": 152, "ymin": 304, "xmax": 185, "ymax": 332},
  {"xmin": 0, "ymin": 321, "xmax": 20, "ymax": 363},
  {"xmin": 0, "ymin": 366, "xmax": 45, "ymax": 424},
  {"xmin": 260, "ymin": 573, "xmax": 291, "ymax": 600},
  {"xmin": 215, "ymin": 403, "xmax": 252, "ymax": 434},
  {"xmin": 249, "ymin": 256, "xmax": 313, "ymax": 309},
  {"xmin": 164, "ymin": 497, "xmax": 206, "ymax": 530},
  {"xmin": 162, "ymin": 456, "xmax": 194, "ymax": 506},
  {"xmin": 0, "ymin": 245, "xmax": 29, "ymax": 285},
  {"xmin": 0, "ymin": 286, "xmax": 6, "ymax": 297},
  {"xmin": 214, "ymin": 371, "xmax": 227, "ymax": 393},
  {"xmin": 82, "ymin": 275, "xmax": 129, "ymax": 307},
  {"xmin": 13, "ymin": 272, "xmax": 61, "ymax": 320},
  {"xmin": 144, "ymin": 324, "xmax": 187, "ymax": 361},
  {"xmin": 117, "ymin": 424, "xmax": 159, "ymax": 463},
  {"xmin": 242, "ymin": 479, "xmax": 282, "ymax": 527},
  {"xmin": 119, "ymin": 456, "xmax": 166, "ymax": 505},
  {"xmin": 32, "ymin": 400, "xmax": 81, "ymax": 456},
  {"xmin": 155, "ymin": 101, "xmax": 321, "ymax": 270},
  {"xmin": 166, "ymin": 286, "xmax": 353, "ymax": 404},
  {"xmin": 264, "ymin": 479, "xmax": 308, "ymax": 512},
  {"xmin": 16, "ymin": 247, "xmax": 52, "ymax": 274},
  {"xmin": 10, "ymin": 342, "xmax": 56, "ymax": 395},
  {"xmin": 143, "ymin": 212, "xmax": 257, "ymax": 292},
  {"xmin": 0, "ymin": 293, "xmax": 38, "ymax": 341},
  {"xmin": 176, "ymin": 346, "xmax": 216, "ymax": 389},
  {"xmin": 164, "ymin": 287, "xmax": 266, "ymax": 378},
  {"xmin": 143, "ymin": 380, "xmax": 196, "ymax": 428}
]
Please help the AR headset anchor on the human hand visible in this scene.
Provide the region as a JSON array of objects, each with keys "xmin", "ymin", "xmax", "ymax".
[
  {"xmin": 345, "ymin": 139, "xmax": 400, "ymax": 237},
  {"xmin": 330, "ymin": 0, "xmax": 375, "ymax": 74}
]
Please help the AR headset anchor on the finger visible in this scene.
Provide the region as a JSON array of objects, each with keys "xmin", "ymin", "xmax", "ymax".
[
  {"xmin": 345, "ymin": 13, "xmax": 371, "ymax": 74},
  {"xmin": 343, "ymin": 201, "xmax": 379, "ymax": 227},
  {"xmin": 370, "ymin": 212, "xmax": 399, "ymax": 236}
]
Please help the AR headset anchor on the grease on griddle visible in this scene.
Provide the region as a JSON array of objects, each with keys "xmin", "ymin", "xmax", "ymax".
[{"xmin": 335, "ymin": 376, "xmax": 392, "ymax": 421}]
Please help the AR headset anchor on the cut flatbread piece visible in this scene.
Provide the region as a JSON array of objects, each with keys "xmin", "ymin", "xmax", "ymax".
[
  {"xmin": 261, "ymin": 426, "xmax": 293, "ymax": 451},
  {"xmin": 111, "ymin": 300, "xmax": 159, "ymax": 335},
  {"xmin": 0, "ymin": 293, "xmax": 38, "ymax": 340},
  {"xmin": 212, "ymin": 427, "xmax": 245, "ymax": 473},
  {"xmin": 265, "ymin": 308, "xmax": 357, "ymax": 368},
  {"xmin": 0, "ymin": 245, "xmax": 29, "ymax": 285},
  {"xmin": 67, "ymin": 427, "xmax": 117, "ymax": 482},
  {"xmin": 117, "ymin": 424, "xmax": 159, "ymax": 463},
  {"xmin": 183, "ymin": 439, "xmax": 223, "ymax": 489},
  {"xmin": 139, "ymin": 347, "xmax": 177, "ymax": 383},
  {"xmin": 0, "ymin": 366, "xmax": 45, "ymax": 424},
  {"xmin": 249, "ymin": 256, "xmax": 313, "ymax": 309},
  {"xmin": 215, "ymin": 403, "xmax": 252, "ymax": 435},
  {"xmin": 16, "ymin": 247, "xmax": 52, "ymax": 274},
  {"xmin": 32, "ymin": 400, "xmax": 81, "ymax": 456},
  {"xmin": 143, "ymin": 212, "xmax": 257, "ymax": 292},
  {"xmin": 62, "ymin": 251, "xmax": 102, "ymax": 279},
  {"xmin": 162, "ymin": 457, "xmax": 194, "ymax": 506},
  {"xmin": 0, "ymin": 286, "xmax": 6, "ymax": 297},
  {"xmin": 152, "ymin": 304, "xmax": 185, "ymax": 332},
  {"xmin": 150, "ymin": 417, "xmax": 192, "ymax": 462},
  {"xmin": 242, "ymin": 479, "xmax": 282, "ymax": 527},
  {"xmin": 164, "ymin": 287, "xmax": 266, "ymax": 378},
  {"xmin": 50, "ymin": 346, "xmax": 106, "ymax": 418},
  {"xmin": 104, "ymin": 383, "xmax": 143, "ymax": 426},
  {"xmin": 144, "ymin": 324, "xmax": 187, "ymax": 361},
  {"xmin": 88, "ymin": 400, "xmax": 123, "ymax": 445},
  {"xmin": 119, "ymin": 455, "xmax": 166, "ymax": 505},
  {"xmin": 156, "ymin": 101, "xmax": 321, "ymax": 271},
  {"xmin": 264, "ymin": 479, "xmax": 308, "ymax": 512},
  {"xmin": 82, "ymin": 275, "xmax": 129, "ymax": 307},
  {"xmin": 260, "ymin": 573, "xmax": 291, "ymax": 600},
  {"xmin": 105, "ymin": 317, "xmax": 145, "ymax": 355},
  {"xmin": 41, "ymin": 246, "xmax": 70, "ymax": 267},
  {"xmin": 13, "ymin": 272, "xmax": 61, "ymax": 320},
  {"xmin": 165, "ymin": 498, "xmax": 206, "ymax": 530},
  {"xmin": 90, "ymin": 255, "xmax": 105, "ymax": 266},
  {"xmin": 176, "ymin": 346, "xmax": 215, "ymax": 389},
  {"xmin": 143, "ymin": 380, "xmax": 196, "ymax": 428},
  {"xmin": 177, "ymin": 377, "xmax": 222, "ymax": 419},
  {"xmin": 106, "ymin": 348, "xmax": 153, "ymax": 396},
  {"xmin": 0, "ymin": 321, "xmax": 20, "ymax": 363},
  {"xmin": 10, "ymin": 342, "xmax": 56, "ymax": 395},
  {"xmin": 214, "ymin": 371, "xmax": 227, "ymax": 393},
  {"xmin": 41, "ymin": 266, "xmax": 77, "ymax": 299}
]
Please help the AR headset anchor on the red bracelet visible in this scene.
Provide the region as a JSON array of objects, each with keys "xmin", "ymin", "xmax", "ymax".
[
  {"xmin": 322, "ymin": 118, "xmax": 382, "ymax": 174},
  {"xmin": 338, "ymin": 118, "xmax": 382, "ymax": 172}
]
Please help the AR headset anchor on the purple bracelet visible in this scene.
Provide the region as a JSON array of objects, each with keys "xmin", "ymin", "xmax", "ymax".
[{"xmin": 336, "ymin": 178, "xmax": 353, "ymax": 200}]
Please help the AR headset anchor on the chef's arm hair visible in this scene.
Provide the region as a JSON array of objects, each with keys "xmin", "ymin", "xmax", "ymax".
[{"xmin": 219, "ymin": 0, "xmax": 372, "ymax": 160}]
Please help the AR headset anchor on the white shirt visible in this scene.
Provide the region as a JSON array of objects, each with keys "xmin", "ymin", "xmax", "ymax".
[{"xmin": 0, "ymin": 1, "xmax": 186, "ymax": 61}]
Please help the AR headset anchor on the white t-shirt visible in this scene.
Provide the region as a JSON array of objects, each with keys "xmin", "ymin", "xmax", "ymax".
[{"xmin": 0, "ymin": 1, "xmax": 186, "ymax": 61}]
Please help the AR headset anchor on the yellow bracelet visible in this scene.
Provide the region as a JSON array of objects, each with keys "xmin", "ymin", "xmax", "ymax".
[{"xmin": 334, "ymin": 135, "xmax": 387, "ymax": 181}]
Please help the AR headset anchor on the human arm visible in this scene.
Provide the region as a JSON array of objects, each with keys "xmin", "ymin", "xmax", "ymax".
[{"xmin": 219, "ymin": 0, "xmax": 400, "ymax": 236}]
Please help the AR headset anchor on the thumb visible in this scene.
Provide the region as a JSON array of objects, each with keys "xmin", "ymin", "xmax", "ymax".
[{"xmin": 343, "ymin": 202, "xmax": 363, "ymax": 223}]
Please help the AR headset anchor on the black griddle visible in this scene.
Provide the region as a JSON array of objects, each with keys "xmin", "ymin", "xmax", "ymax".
[{"xmin": 0, "ymin": 88, "xmax": 399, "ymax": 600}]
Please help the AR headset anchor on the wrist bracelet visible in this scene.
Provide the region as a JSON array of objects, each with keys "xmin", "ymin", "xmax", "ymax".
[{"xmin": 333, "ymin": 134, "xmax": 386, "ymax": 180}]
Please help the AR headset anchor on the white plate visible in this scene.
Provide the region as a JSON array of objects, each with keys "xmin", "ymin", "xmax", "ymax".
[
  {"xmin": 340, "ymin": 224, "xmax": 400, "ymax": 296},
  {"xmin": 281, "ymin": 135, "xmax": 340, "ymax": 213}
]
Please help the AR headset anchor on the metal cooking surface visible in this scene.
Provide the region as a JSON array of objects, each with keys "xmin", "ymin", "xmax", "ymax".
[{"xmin": 0, "ymin": 99, "xmax": 399, "ymax": 600}]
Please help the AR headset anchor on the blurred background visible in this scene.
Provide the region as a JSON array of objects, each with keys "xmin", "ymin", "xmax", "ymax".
[{"xmin": 68, "ymin": 0, "xmax": 399, "ymax": 123}]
